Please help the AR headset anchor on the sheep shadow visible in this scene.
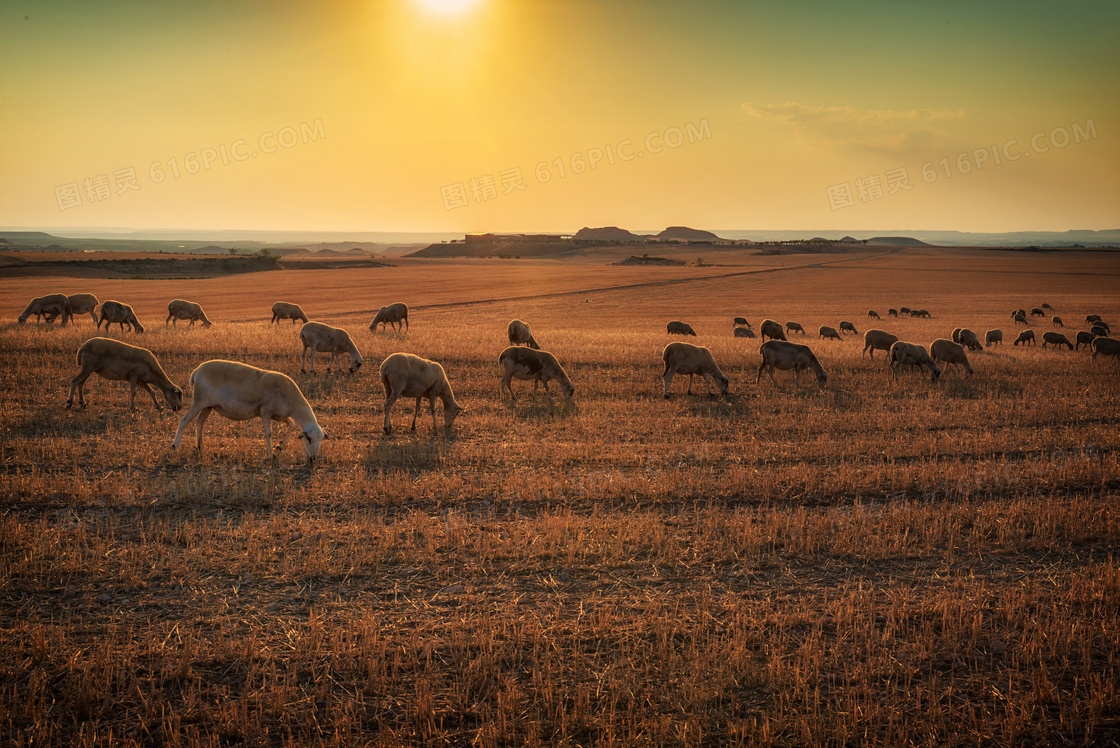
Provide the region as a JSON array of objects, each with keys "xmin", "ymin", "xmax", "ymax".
[
  {"xmin": 681, "ymin": 394, "xmax": 754, "ymax": 419},
  {"xmin": 504, "ymin": 398, "xmax": 579, "ymax": 422},
  {"xmin": 365, "ymin": 436, "xmax": 454, "ymax": 475}
]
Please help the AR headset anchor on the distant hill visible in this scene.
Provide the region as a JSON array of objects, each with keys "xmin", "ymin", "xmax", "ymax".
[
  {"xmin": 866, "ymin": 236, "xmax": 931, "ymax": 246},
  {"xmin": 657, "ymin": 226, "xmax": 720, "ymax": 241},
  {"xmin": 572, "ymin": 226, "xmax": 645, "ymax": 242}
]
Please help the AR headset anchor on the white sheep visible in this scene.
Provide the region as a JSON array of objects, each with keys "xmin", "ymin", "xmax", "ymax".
[
  {"xmin": 756, "ymin": 340, "xmax": 828, "ymax": 388},
  {"xmin": 662, "ymin": 342, "xmax": 729, "ymax": 398},
  {"xmin": 67, "ymin": 337, "xmax": 183, "ymax": 411},
  {"xmin": 498, "ymin": 346, "xmax": 574, "ymax": 401},
  {"xmin": 380, "ymin": 353, "xmax": 463, "ymax": 434},
  {"xmin": 299, "ymin": 321, "xmax": 363, "ymax": 374}
]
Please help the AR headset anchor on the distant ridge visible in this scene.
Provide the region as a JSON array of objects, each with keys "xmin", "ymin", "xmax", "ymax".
[
  {"xmin": 657, "ymin": 226, "xmax": 720, "ymax": 241},
  {"xmin": 866, "ymin": 236, "xmax": 931, "ymax": 246},
  {"xmin": 572, "ymin": 226, "xmax": 644, "ymax": 242}
]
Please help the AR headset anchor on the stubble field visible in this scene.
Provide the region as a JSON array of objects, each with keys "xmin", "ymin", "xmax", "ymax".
[{"xmin": 2, "ymin": 246, "xmax": 1119, "ymax": 746}]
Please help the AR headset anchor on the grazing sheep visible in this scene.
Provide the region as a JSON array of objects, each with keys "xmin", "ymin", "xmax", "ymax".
[
  {"xmin": 270, "ymin": 301, "xmax": 308, "ymax": 325},
  {"xmin": 1086, "ymin": 314, "xmax": 1101, "ymax": 324},
  {"xmin": 662, "ymin": 342, "xmax": 729, "ymax": 398},
  {"xmin": 1042, "ymin": 303, "xmax": 1052, "ymax": 310},
  {"xmin": 65, "ymin": 293, "xmax": 99, "ymax": 324},
  {"xmin": 911, "ymin": 309, "xmax": 931, "ymax": 318},
  {"xmin": 173, "ymin": 360, "xmax": 325, "ymax": 463},
  {"xmin": 733, "ymin": 326, "xmax": 757, "ymax": 338},
  {"xmin": 1094, "ymin": 321, "xmax": 1111, "ymax": 335},
  {"xmin": 930, "ymin": 338, "xmax": 973, "ymax": 377},
  {"xmin": 840, "ymin": 321, "xmax": 857, "ymax": 334},
  {"xmin": 369, "ymin": 302, "xmax": 409, "ymax": 332},
  {"xmin": 889, "ymin": 341, "xmax": 942, "ymax": 381},
  {"xmin": 1052, "ymin": 316, "xmax": 1063, "ymax": 327},
  {"xmin": 862, "ymin": 329, "xmax": 898, "ymax": 359},
  {"xmin": 951, "ymin": 328, "xmax": 963, "ymax": 344},
  {"xmin": 888, "ymin": 308, "xmax": 898, "ymax": 317},
  {"xmin": 785, "ymin": 321, "xmax": 805, "ymax": 334},
  {"xmin": 509, "ymin": 319, "xmax": 541, "ymax": 348},
  {"xmin": 18, "ymin": 294, "xmax": 70, "ymax": 325},
  {"xmin": 1076, "ymin": 331, "xmax": 1096, "ymax": 351},
  {"xmin": 899, "ymin": 307, "xmax": 911, "ymax": 315},
  {"xmin": 498, "ymin": 346, "xmax": 574, "ymax": 401},
  {"xmin": 757, "ymin": 340, "xmax": 828, "ymax": 388},
  {"xmin": 380, "ymin": 353, "xmax": 463, "ymax": 434},
  {"xmin": 957, "ymin": 329, "xmax": 982, "ymax": 351},
  {"xmin": 1013, "ymin": 330, "xmax": 1035, "ymax": 346},
  {"xmin": 1042, "ymin": 332, "xmax": 1073, "ymax": 350},
  {"xmin": 1090, "ymin": 325, "xmax": 1110, "ymax": 338},
  {"xmin": 1013, "ymin": 309, "xmax": 1027, "ymax": 319},
  {"xmin": 818, "ymin": 325, "xmax": 841, "ymax": 340},
  {"xmin": 98, "ymin": 300, "xmax": 144, "ymax": 333},
  {"xmin": 1031, "ymin": 308, "xmax": 1045, "ymax": 317},
  {"xmin": 733, "ymin": 316, "xmax": 749, "ymax": 327},
  {"xmin": 666, "ymin": 320, "xmax": 697, "ymax": 337},
  {"xmin": 67, "ymin": 337, "xmax": 183, "ymax": 412},
  {"xmin": 867, "ymin": 310, "xmax": 880, "ymax": 319},
  {"xmin": 166, "ymin": 299, "xmax": 212, "ymax": 328},
  {"xmin": 1013, "ymin": 313, "xmax": 1029, "ymax": 326},
  {"xmin": 1092, "ymin": 336, "xmax": 1120, "ymax": 362},
  {"xmin": 760, "ymin": 319, "xmax": 787, "ymax": 342},
  {"xmin": 985, "ymin": 329, "xmax": 1003, "ymax": 347},
  {"xmin": 299, "ymin": 321, "xmax": 363, "ymax": 374}
]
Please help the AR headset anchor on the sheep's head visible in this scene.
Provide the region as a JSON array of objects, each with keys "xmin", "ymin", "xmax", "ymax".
[
  {"xmin": 165, "ymin": 387, "xmax": 184, "ymax": 412},
  {"xmin": 300, "ymin": 425, "xmax": 326, "ymax": 463}
]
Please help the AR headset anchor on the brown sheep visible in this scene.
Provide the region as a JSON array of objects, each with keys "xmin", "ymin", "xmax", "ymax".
[
  {"xmin": 666, "ymin": 320, "xmax": 697, "ymax": 336},
  {"xmin": 889, "ymin": 341, "xmax": 942, "ymax": 381},
  {"xmin": 1031, "ymin": 307, "xmax": 1045, "ymax": 317},
  {"xmin": 1092, "ymin": 336, "xmax": 1120, "ymax": 362},
  {"xmin": 733, "ymin": 326, "xmax": 757, "ymax": 338},
  {"xmin": 369, "ymin": 302, "xmax": 409, "ymax": 332},
  {"xmin": 930, "ymin": 338, "xmax": 973, "ymax": 377},
  {"xmin": 18, "ymin": 294, "xmax": 70, "ymax": 325},
  {"xmin": 1090, "ymin": 325, "xmax": 1109, "ymax": 338},
  {"xmin": 957, "ymin": 329, "xmax": 982, "ymax": 351},
  {"xmin": 173, "ymin": 360, "xmax": 325, "ymax": 463},
  {"xmin": 1075, "ymin": 331, "xmax": 1096, "ymax": 350},
  {"xmin": 785, "ymin": 321, "xmax": 805, "ymax": 334},
  {"xmin": 67, "ymin": 337, "xmax": 183, "ymax": 411},
  {"xmin": 65, "ymin": 293, "xmax": 99, "ymax": 324},
  {"xmin": 1085, "ymin": 314, "xmax": 1101, "ymax": 324},
  {"xmin": 1013, "ymin": 330, "xmax": 1035, "ymax": 346},
  {"xmin": 888, "ymin": 308, "xmax": 898, "ymax": 317},
  {"xmin": 270, "ymin": 301, "xmax": 308, "ymax": 325},
  {"xmin": 862, "ymin": 329, "xmax": 898, "ymax": 359},
  {"xmin": 299, "ymin": 321, "xmax": 363, "ymax": 374},
  {"xmin": 98, "ymin": 300, "xmax": 144, "ymax": 333},
  {"xmin": 985, "ymin": 329, "xmax": 1003, "ymax": 347},
  {"xmin": 1042, "ymin": 332, "xmax": 1073, "ymax": 350},
  {"xmin": 867, "ymin": 310, "xmax": 880, "ymax": 319},
  {"xmin": 1052, "ymin": 316, "xmax": 1063, "ymax": 327},
  {"xmin": 818, "ymin": 325, "xmax": 842, "ymax": 340},
  {"xmin": 733, "ymin": 316, "xmax": 749, "ymax": 327},
  {"xmin": 662, "ymin": 342, "xmax": 729, "ymax": 398},
  {"xmin": 899, "ymin": 307, "xmax": 911, "ymax": 315},
  {"xmin": 757, "ymin": 340, "xmax": 828, "ymax": 388},
  {"xmin": 951, "ymin": 328, "xmax": 962, "ymax": 343},
  {"xmin": 166, "ymin": 299, "xmax": 213, "ymax": 328},
  {"xmin": 380, "ymin": 353, "xmax": 463, "ymax": 434},
  {"xmin": 1013, "ymin": 313, "xmax": 1029, "ymax": 326},
  {"xmin": 839, "ymin": 321, "xmax": 857, "ymax": 334},
  {"xmin": 1092, "ymin": 321, "xmax": 1111, "ymax": 335},
  {"xmin": 498, "ymin": 347, "xmax": 574, "ymax": 401},
  {"xmin": 508, "ymin": 319, "xmax": 541, "ymax": 348},
  {"xmin": 760, "ymin": 319, "xmax": 786, "ymax": 342}
]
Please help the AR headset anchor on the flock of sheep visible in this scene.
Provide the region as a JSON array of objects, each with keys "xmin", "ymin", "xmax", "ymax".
[{"xmin": 14, "ymin": 292, "xmax": 1120, "ymax": 465}]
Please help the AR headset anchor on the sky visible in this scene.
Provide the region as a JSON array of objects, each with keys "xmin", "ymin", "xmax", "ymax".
[{"xmin": 2, "ymin": 0, "xmax": 1118, "ymax": 234}]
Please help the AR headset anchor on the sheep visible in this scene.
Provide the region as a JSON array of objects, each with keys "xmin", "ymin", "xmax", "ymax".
[
  {"xmin": 1090, "ymin": 325, "xmax": 1110, "ymax": 338},
  {"xmin": 733, "ymin": 316, "xmax": 749, "ymax": 327},
  {"xmin": 1052, "ymin": 316, "xmax": 1063, "ymax": 328},
  {"xmin": 985, "ymin": 329, "xmax": 1003, "ymax": 347},
  {"xmin": 369, "ymin": 302, "xmax": 409, "ymax": 332},
  {"xmin": 1013, "ymin": 313, "xmax": 1029, "ymax": 326},
  {"xmin": 862, "ymin": 329, "xmax": 898, "ymax": 359},
  {"xmin": 173, "ymin": 360, "xmax": 325, "ymax": 463},
  {"xmin": 1076, "ymin": 331, "xmax": 1096, "ymax": 351},
  {"xmin": 1013, "ymin": 309, "xmax": 1027, "ymax": 319},
  {"xmin": 1042, "ymin": 332, "xmax": 1073, "ymax": 350},
  {"xmin": 662, "ymin": 342, "xmax": 729, "ymax": 398},
  {"xmin": 1094, "ymin": 321, "xmax": 1111, "ymax": 335},
  {"xmin": 785, "ymin": 321, "xmax": 805, "ymax": 334},
  {"xmin": 957, "ymin": 329, "xmax": 982, "ymax": 351},
  {"xmin": 18, "ymin": 294, "xmax": 70, "ymax": 325},
  {"xmin": 65, "ymin": 293, "xmax": 99, "ymax": 324},
  {"xmin": 757, "ymin": 340, "xmax": 828, "ymax": 388},
  {"xmin": 951, "ymin": 328, "xmax": 962, "ymax": 343},
  {"xmin": 911, "ymin": 309, "xmax": 931, "ymax": 318},
  {"xmin": 889, "ymin": 341, "xmax": 941, "ymax": 381},
  {"xmin": 1031, "ymin": 307, "xmax": 1045, "ymax": 317},
  {"xmin": 818, "ymin": 325, "xmax": 841, "ymax": 340},
  {"xmin": 666, "ymin": 320, "xmax": 696, "ymax": 337},
  {"xmin": 1013, "ymin": 330, "xmax": 1035, "ymax": 346},
  {"xmin": 498, "ymin": 346, "xmax": 574, "ymax": 401},
  {"xmin": 899, "ymin": 307, "xmax": 911, "ymax": 315},
  {"xmin": 67, "ymin": 337, "xmax": 183, "ymax": 412},
  {"xmin": 509, "ymin": 319, "xmax": 541, "ymax": 348},
  {"xmin": 1042, "ymin": 303, "xmax": 1052, "ymax": 309},
  {"xmin": 166, "ymin": 299, "xmax": 213, "ymax": 328},
  {"xmin": 1086, "ymin": 314, "xmax": 1101, "ymax": 324},
  {"xmin": 929, "ymin": 338, "xmax": 973, "ymax": 377},
  {"xmin": 380, "ymin": 353, "xmax": 463, "ymax": 434},
  {"xmin": 839, "ymin": 321, "xmax": 857, "ymax": 334},
  {"xmin": 760, "ymin": 319, "xmax": 786, "ymax": 341},
  {"xmin": 98, "ymin": 300, "xmax": 144, "ymax": 333},
  {"xmin": 1092, "ymin": 336, "xmax": 1120, "ymax": 362},
  {"xmin": 867, "ymin": 310, "xmax": 880, "ymax": 319},
  {"xmin": 733, "ymin": 326, "xmax": 757, "ymax": 338},
  {"xmin": 271, "ymin": 301, "xmax": 308, "ymax": 325},
  {"xmin": 299, "ymin": 321, "xmax": 363, "ymax": 374},
  {"xmin": 888, "ymin": 308, "xmax": 898, "ymax": 317}
]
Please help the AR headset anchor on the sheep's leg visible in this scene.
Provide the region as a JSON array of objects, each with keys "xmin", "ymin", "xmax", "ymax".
[
  {"xmin": 172, "ymin": 402, "xmax": 209, "ymax": 450},
  {"xmin": 766, "ymin": 367, "xmax": 779, "ymax": 388},
  {"xmin": 542, "ymin": 379, "xmax": 553, "ymax": 400},
  {"xmin": 662, "ymin": 371, "xmax": 674, "ymax": 399},
  {"xmin": 430, "ymin": 396, "xmax": 439, "ymax": 432},
  {"xmin": 260, "ymin": 413, "xmax": 275, "ymax": 458},
  {"xmin": 275, "ymin": 418, "xmax": 299, "ymax": 453},
  {"xmin": 501, "ymin": 372, "xmax": 516, "ymax": 402},
  {"xmin": 383, "ymin": 387, "xmax": 400, "ymax": 434},
  {"xmin": 702, "ymin": 372, "xmax": 715, "ymax": 396},
  {"xmin": 410, "ymin": 397, "xmax": 423, "ymax": 431},
  {"xmin": 686, "ymin": 374, "xmax": 694, "ymax": 395},
  {"xmin": 166, "ymin": 314, "xmax": 172, "ymax": 327},
  {"xmin": 138, "ymin": 381, "xmax": 161, "ymax": 410},
  {"xmin": 67, "ymin": 367, "xmax": 95, "ymax": 409}
]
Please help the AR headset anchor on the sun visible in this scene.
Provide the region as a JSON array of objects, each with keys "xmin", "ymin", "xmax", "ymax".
[{"xmin": 413, "ymin": 0, "xmax": 482, "ymax": 15}]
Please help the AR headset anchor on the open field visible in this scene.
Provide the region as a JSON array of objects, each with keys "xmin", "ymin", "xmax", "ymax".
[{"xmin": 2, "ymin": 246, "xmax": 1120, "ymax": 746}]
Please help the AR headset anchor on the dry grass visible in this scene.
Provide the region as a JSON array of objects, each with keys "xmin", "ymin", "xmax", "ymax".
[{"xmin": 2, "ymin": 246, "xmax": 1120, "ymax": 746}]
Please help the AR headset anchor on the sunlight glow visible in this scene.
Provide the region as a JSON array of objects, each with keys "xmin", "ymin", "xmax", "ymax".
[{"xmin": 414, "ymin": 0, "xmax": 482, "ymax": 16}]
